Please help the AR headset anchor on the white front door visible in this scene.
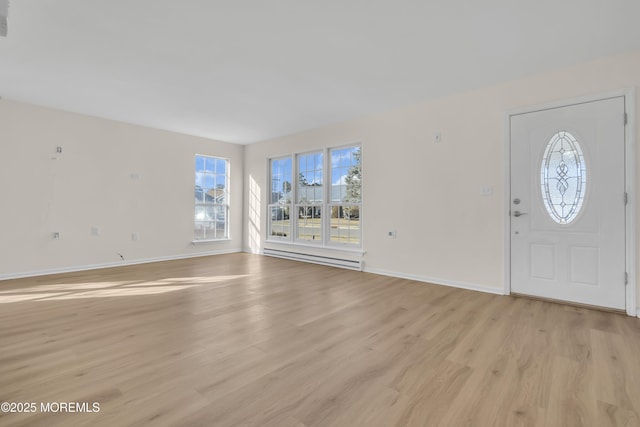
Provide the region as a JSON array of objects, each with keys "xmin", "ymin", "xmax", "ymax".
[{"xmin": 510, "ymin": 97, "xmax": 627, "ymax": 310}]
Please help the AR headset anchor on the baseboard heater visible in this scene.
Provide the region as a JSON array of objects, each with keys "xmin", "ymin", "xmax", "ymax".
[{"xmin": 263, "ymin": 248, "xmax": 363, "ymax": 271}]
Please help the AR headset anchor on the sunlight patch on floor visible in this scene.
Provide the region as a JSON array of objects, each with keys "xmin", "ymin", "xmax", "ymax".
[{"xmin": 0, "ymin": 274, "xmax": 250, "ymax": 303}]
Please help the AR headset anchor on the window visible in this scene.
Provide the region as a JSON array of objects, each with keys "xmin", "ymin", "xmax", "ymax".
[
  {"xmin": 194, "ymin": 155, "xmax": 228, "ymax": 240},
  {"xmin": 540, "ymin": 131, "xmax": 586, "ymax": 224},
  {"xmin": 269, "ymin": 157, "xmax": 292, "ymax": 239},
  {"xmin": 268, "ymin": 144, "xmax": 361, "ymax": 247}
]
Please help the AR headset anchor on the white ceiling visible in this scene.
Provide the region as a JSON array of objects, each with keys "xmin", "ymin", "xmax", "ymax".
[{"xmin": 1, "ymin": 1, "xmax": 639, "ymax": 144}]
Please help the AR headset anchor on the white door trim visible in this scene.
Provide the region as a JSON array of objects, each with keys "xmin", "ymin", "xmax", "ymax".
[{"xmin": 504, "ymin": 88, "xmax": 636, "ymax": 316}]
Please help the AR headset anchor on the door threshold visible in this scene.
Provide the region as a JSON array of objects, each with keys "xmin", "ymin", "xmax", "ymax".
[{"xmin": 510, "ymin": 292, "xmax": 626, "ymax": 315}]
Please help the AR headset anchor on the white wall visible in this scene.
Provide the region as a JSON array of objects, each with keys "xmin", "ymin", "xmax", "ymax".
[
  {"xmin": 0, "ymin": 100, "xmax": 244, "ymax": 278},
  {"xmin": 3, "ymin": 50, "xmax": 639, "ymax": 309},
  {"xmin": 244, "ymin": 50, "xmax": 640, "ymax": 301}
]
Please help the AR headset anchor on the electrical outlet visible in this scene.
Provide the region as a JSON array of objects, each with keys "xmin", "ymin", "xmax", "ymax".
[
  {"xmin": 52, "ymin": 232, "xmax": 60, "ymax": 240},
  {"xmin": 132, "ymin": 232, "xmax": 139, "ymax": 241},
  {"xmin": 91, "ymin": 226, "xmax": 101, "ymax": 236},
  {"xmin": 387, "ymin": 230, "xmax": 397, "ymax": 239}
]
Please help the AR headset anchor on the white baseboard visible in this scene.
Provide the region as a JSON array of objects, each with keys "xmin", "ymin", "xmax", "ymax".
[
  {"xmin": 637, "ymin": 308, "xmax": 640, "ymax": 318},
  {"xmin": 364, "ymin": 267, "xmax": 506, "ymax": 296},
  {"xmin": 0, "ymin": 248, "xmax": 243, "ymax": 281}
]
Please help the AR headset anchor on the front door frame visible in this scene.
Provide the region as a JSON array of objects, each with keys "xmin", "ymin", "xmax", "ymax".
[{"xmin": 504, "ymin": 89, "xmax": 637, "ymax": 316}]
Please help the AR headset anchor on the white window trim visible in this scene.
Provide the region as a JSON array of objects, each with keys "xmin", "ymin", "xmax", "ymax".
[
  {"xmin": 194, "ymin": 154, "xmax": 230, "ymax": 241},
  {"xmin": 325, "ymin": 144, "xmax": 362, "ymax": 248},
  {"xmin": 265, "ymin": 240, "xmax": 366, "ymax": 256},
  {"xmin": 267, "ymin": 143, "xmax": 362, "ymax": 249},
  {"xmin": 191, "ymin": 238, "xmax": 232, "ymax": 244},
  {"xmin": 267, "ymin": 155, "xmax": 293, "ymax": 242},
  {"xmin": 295, "ymin": 150, "xmax": 324, "ymax": 244}
]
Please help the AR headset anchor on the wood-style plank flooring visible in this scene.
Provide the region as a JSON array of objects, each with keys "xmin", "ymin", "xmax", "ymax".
[{"xmin": 1, "ymin": 253, "xmax": 639, "ymax": 426}]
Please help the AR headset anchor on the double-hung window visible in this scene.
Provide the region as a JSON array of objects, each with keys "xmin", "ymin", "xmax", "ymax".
[
  {"xmin": 267, "ymin": 144, "xmax": 361, "ymax": 247},
  {"xmin": 194, "ymin": 155, "xmax": 228, "ymax": 240}
]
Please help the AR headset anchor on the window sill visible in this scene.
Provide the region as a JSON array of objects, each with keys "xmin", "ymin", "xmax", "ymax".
[
  {"xmin": 191, "ymin": 238, "xmax": 231, "ymax": 245},
  {"xmin": 264, "ymin": 240, "xmax": 365, "ymax": 256}
]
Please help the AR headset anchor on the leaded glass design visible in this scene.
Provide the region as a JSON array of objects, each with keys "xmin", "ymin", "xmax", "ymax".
[{"xmin": 540, "ymin": 131, "xmax": 586, "ymax": 224}]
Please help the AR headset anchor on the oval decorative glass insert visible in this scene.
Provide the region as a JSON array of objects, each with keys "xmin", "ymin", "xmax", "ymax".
[{"xmin": 540, "ymin": 131, "xmax": 586, "ymax": 224}]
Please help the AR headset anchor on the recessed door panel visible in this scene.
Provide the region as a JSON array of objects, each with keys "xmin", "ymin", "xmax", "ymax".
[
  {"xmin": 531, "ymin": 244, "xmax": 555, "ymax": 280},
  {"xmin": 570, "ymin": 246, "xmax": 599, "ymax": 286}
]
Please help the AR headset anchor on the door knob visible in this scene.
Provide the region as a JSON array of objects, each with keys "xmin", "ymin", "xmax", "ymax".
[{"xmin": 513, "ymin": 211, "xmax": 528, "ymax": 217}]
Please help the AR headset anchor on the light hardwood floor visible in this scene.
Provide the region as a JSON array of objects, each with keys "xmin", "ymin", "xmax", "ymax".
[{"xmin": 1, "ymin": 253, "xmax": 640, "ymax": 426}]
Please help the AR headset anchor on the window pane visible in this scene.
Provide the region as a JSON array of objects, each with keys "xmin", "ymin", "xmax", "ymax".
[
  {"xmin": 297, "ymin": 152, "xmax": 323, "ymax": 203},
  {"xmin": 204, "ymin": 223, "xmax": 215, "ymax": 239},
  {"xmin": 331, "ymin": 146, "xmax": 361, "ymax": 205},
  {"xmin": 540, "ymin": 131, "xmax": 586, "ymax": 224},
  {"xmin": 297, "ymin": 206, "xmax": 321, "ymax": 241},
  {"xmin": 204, "ymin": 174, "xmax": 215, "ymax": 188},
  {"xmin": 205, "ymin": 157, "xmax": 215, "ymax": 172},
  {"xmin": 215, "ymin": 206, "xmax": 227, "ymax": 236},
  {"xmin": 195, "ymin": 172, "xmax": 205, "ymax": 188},
  {"xmin": 194, "ymin": 186, "xmax": 205, "ymax": 203},
  {"xmin": 194, "ymin": 206, "xmax": 205, "ymax": 222},
  {"xmin": 216, "ymin": 159, "xmax": 226, "ymax": 174},
  {"xmin": 331, "ymin": 150, "xmax": 340, "ymax": 168},
  {"xmin": 271, "ymin": 157, "xmax": 292, "ymax": 205},
  {"xmin": 194, "ymin": 224, "xmax": 206, "ymax": 240},
  {"xmin": 270, "ymin": 190, "xmax": 280, "ymax": 204},
  {"xmin": 194, "ymin": 221, "xmax": 215, "ymax": 240},
  {"xmin": 216, "ymin": 219, "xmax": 226, "ymax": 236},
  {"xmin": 195, "ymin": 156, "xmax": 206, "ymax": 172},
  {"xmin": 206, "ymin": 205, "xmax": 216, "ymax": 221},
  {"xmin": 270, "ymin": 205, "xmax": 290, "ymax": 237},
  {"xmin": 217, "ymin": 175, "xmax": 226, "ymax": 190},
  {"xmin": 340, "ymin": 150, "xmax": 350, "ymax": 167},
  {"xmin": 330, "ymin": 205, "xmax": 360, "ymax": 245}
]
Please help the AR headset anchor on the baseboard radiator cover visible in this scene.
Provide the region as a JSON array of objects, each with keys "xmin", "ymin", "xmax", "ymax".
[{"xmin": 263, "ymin": 248, "xmax": 363, "ymax": 271}]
